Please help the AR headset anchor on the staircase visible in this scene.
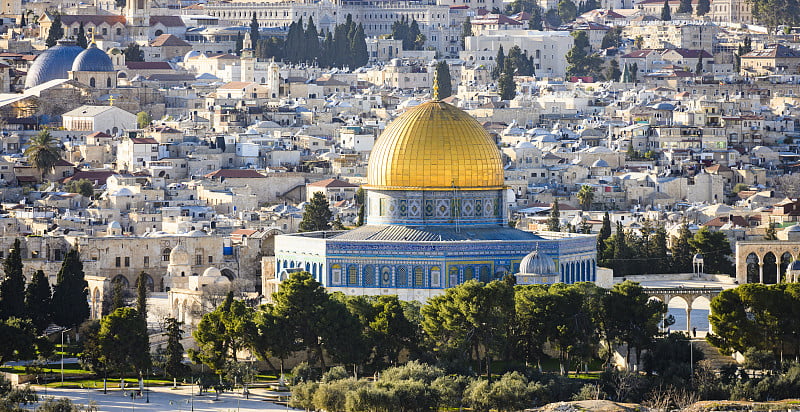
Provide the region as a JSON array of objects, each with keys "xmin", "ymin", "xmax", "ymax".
[{"xmin": 692, "ymin": 339, "xmax": 737, "ymax": 369}]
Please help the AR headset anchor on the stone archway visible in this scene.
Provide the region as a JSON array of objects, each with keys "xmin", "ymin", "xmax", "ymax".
[
  {"xmin": 220, "ymin": 268, "xmax": 235, "ymax": 281},
  {"xmin": 746, "ymin": 253, "xmax": 760, "ymax": 284},
  {"xmin": 781, "ymin": 252, "xmax": 793, "ymax": 282},
  {"xmin": 763, "ymin": 252, "xmax": 778, "ymax": 284}
]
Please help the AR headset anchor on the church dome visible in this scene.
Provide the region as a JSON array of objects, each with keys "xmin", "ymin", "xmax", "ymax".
[
  {"xmin": 366, "ymin": 101, "xmax": 503, "ymax": 191},
  {"xmin": 169, "ymin": 244, "xmax": 190, "ymax": 266},
  {"xmin": 71, "ymin": 43, "xmax": 114, "ymax": 72},
  {"xmin": 519, "ymin": 250, "xmax": 556, "ymax": 275},
  {"xmin": 25, "ymin": 40, "xmax": 85, "ymax": 88}
]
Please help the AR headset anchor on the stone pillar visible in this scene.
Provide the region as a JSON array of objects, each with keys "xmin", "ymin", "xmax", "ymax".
[
  {"xmin": 759, "ymin": 263, "xmax": 764, "ymax": 284},
  {"xmin": 686, "ymin": 304, "xmax": 692, "ymax": 332}
]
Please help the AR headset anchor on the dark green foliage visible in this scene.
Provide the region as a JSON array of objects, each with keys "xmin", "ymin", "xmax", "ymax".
[
  {"xmin": 98, "ymin": 307, "xmax": 150, "ymax": 375},
  {"xmin": 689, "ymin": 227, "xmax": 733, "ymax": 274},
  {"xmin": 305, "ymin": 17, "xmax": 321, "ymax": 64},
  {"xmin": 678, "ymin": 0, "xmax": 693, "ymax": 13},
  {"xmin": 300, "ymin": 191, "xmax": 332, "ymax": 232},
  {"xmin": 547, "ymin": 200, "xmax": 560, "ymax": 231},
  {"xmin": 163, "ymin": 317, "xmax": 189, "ymax": 378},
  {"xmin": 566, "ymin": 31, "xmax": 605, "ymax": 79},
  {"xmin": 350, "ymin": 23, "xmax": 368, "ymax": 68},
  {"xmin": 78, "ymin": 319, "xmax": 103, "ymax": 373},
  {"xmin": 355, "ymin": 187, "xmax": 365, "ymax": 227},
  {"xmin": 492, "ymin": 46, "xmax": 505, "ymax": 80},
  {"xmin": 461, "ymin": 17, "xmax": 473, "ymax": 48},
  {"xmin": 123, "ymin": 43, "xmax": 144, "ymax": 62},
  {"xmin": 506, "ymin": 45, "xmax": 535, "ymax": 76},
  {"xmin": 45, "ymin": 14, "xmax": 63, "ymax": 48},
  {"xmin": 558, "ymin": 0, "xmax": 578, "ymax": 22},
  {"xmin": 0, "ymin": 239, "xmax": 25, "ymax": 320},
  {"xmin": 391, "ymin": 16, "xmax": 424, "ymax": 51},
  {"xmin": 544, "ymin": 9, "xmax": 562, "ymax": 27},
  {"xmin": 600, "ymin": 27, "xmax": 622, "ymax": 49},
  {"xmin": 249, "ymin": 14, "xmax": 260, "ymax": 44},
  {"xmin": 661, "ymin": 0, "xmax": 672, "ymax": 21},
  {"xmin": 434, "ymin": 60, "xmax": 452, "ymax": 99},
  {"xmin": 670, "ymin": 222, "xmax": 694, "ymax": 273},
  {"xmin": 602, "ymin": 281, "xmax": 669, "ymax": 368},
  {"xmin": 64, "ymin": 178, "xmax": 94, "ymax": 198},
  {"xmin": 605, "ymin": 59, "xmax": 621, "ymax": 82},
  {"xmin": 696, "ymin": 0, "xmax": 710, "ymax": 15},
  {"xmin": 234, "ymin": 32, "xmax": 243, "ymax": 56},
  {"xmin": 76, "ymin": 22, "xmax": 87, "ymax": 48},
  {"xmin": 529, "ymin": 6, "xmax": 544, "ymax": 30},
  {"xmin": 0, "ymin": 317, "xmax": 38, "ymax": 364},
  {"xmin": 51, "ymin": 249, "xmax": 89, "ymax": 329},
  {"xmin": 498, "ymin": 58, "xmax": 516, "ymax": 100},
  {"xmin": 135, "ymin": 271, "xmax": 148, "ymax": 321},
  {"xmin": 24, "ymin": 270, "xmax": 51, "ymax": 333}
]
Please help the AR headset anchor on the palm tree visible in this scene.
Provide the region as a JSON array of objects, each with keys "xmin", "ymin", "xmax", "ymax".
[
  {"xmin": 24, "ymin": 130, "xmax": 62, "ymax": 181},
  {"xmin": 576, "ymin": 184, "xmax": 594, "ymax": 211}
]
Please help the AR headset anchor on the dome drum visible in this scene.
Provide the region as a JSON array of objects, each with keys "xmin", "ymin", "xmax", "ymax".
[{"xmin": 365, "ymin": 189, "xmax": 505, "ymax": 226}]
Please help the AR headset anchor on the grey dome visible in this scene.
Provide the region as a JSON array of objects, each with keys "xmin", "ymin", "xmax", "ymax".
[
  {"xmin": 519, "ymin": 250, "xmax": 556, "ymax": 275},
  {"xmin": 25, "ymin": 40, "xmax": 84, "ymax": 88},
  {"xmin": 788, "ymin": 260, "xmax": 800, "ymax": 272},
  {"xmin": 71, "ymin": 44, "xmax": 114, "ymax": 72},
  {"xmin": 591, "ymin": 159, "xmax": 610, "ymax": 168}
]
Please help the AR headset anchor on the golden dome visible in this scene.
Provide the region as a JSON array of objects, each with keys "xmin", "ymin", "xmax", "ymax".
[{"xmin": 366, "ymin": 101, "xmax": 504, "ymax": 191}]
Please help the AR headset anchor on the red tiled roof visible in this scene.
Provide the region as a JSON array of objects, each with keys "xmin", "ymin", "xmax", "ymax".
[
  {"xmin": 59, "ymin": 15, "xmax": 126, "ymax": 26},
  {"xmin": 149, "ymin": 15, "xmax": 185, "ymax": 27},
  {"xmin": 86, "ymin": 131, "xmax": 111, "ymax": 138},
  {"xmin": 150, "ymin": 34, "xmax": 190, "ymax": 47},
  {"xmin": 62, "ymin": 170, "xmax": 116, "ymax": 185}
]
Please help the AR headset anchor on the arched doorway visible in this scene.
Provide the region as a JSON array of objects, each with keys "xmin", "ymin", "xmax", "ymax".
[
  {"xmin": 763, "ymin": 252, "xmax": 778, "ymax": 284},
  {"xmin": 220, "ymin": 269, "xmax": 235, "ymax": 281},
  {"xmin": 780, "ymin": 252, "xmax": 793, "ymax": 282},
  {"xmin": 139, "ymin": 273, "xmax": 155, "ymax": 292},
  {"xmin": 746, "ymin": 253, "xmax": 760, "ymax": 284}
]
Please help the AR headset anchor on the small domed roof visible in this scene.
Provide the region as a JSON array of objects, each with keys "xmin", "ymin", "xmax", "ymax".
[
  {"xmin": 71, "ymin": 43, "xmax": 114, "ymax": 72},
  {"xmin": 184, "ymin": 50, "xmax": 201, "ymax": 61},
  {"xmin": 202, "ymin": 267, "xmax": 222, "ymax": 277},
  {"xmin": 185, "ymin": 229, "xmax": 207, "ymax": 237},
  {"xmin": 112, "ymin": 187, "xmax": 134, "ymax": 196},
  {"xmin": 108, "ymin": 221, "xmax": 121, "ymax": 229},
  {"xmin": 591, "ymin": 159, "xmax": 610, "ymax": 168},
  {"xmin": 515, "ymin": 141, "xmax": 535, "ymax": 149},
  {"xmin": 789, "ymin": 260, "xmax": 800, "ymax": 272},
  {"xmin": 25, "ymin": 39, "xmax": 85, "ymax": 88},
  {"xmin": 170, "ymin": 244, "xmax": 190, "ymax": 265},
  {"xmin": 519, "ymin": 250, "xmax": 556, "ymax": 275}
]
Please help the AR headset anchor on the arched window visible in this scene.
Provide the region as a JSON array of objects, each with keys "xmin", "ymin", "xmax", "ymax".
[
  {"xmin": 348, "ymin": 265, "xmax": 358, "ymax": 285},
  {"xmin": 162, "ymin": 248, "xmax": 171, "ymax": 261},
  {"xmin": 331, "ymin": 264, "xmax": 342, "ymax": 285},
  {"xmin": 381, "ymin": 266, "xmax": 391, "ymax": 287},
  {"xmin": 464, "ymin": 267, "xmax": 474, "ymax": 281},
  {"xmin": 448, "ymin": 266, "xmax": 458, "ymax": 286},
  {"xmin": 107, "ymin": 77, "xmax": 112, "ymax": 88},
  {"xmin": 396, "ymin": 266, "xmax": 407, "ymax": 287},
  {"xmin": 364, "ymin": 265, "xmax": 374, "ymax": 286},
  {"xmin": 431, "ymin": 266, "xmax": 441, "ymax": 287},
  {"xmin": 89, "ymin": 77, "xmax": 96, "ymax": 87},
  {"xmin": 414, "ymin": 266, "xmax": 424, "ymax": 287},
  {"xmin": 480, "ymin": 266, "xmax": 490, "ymax": 282}
]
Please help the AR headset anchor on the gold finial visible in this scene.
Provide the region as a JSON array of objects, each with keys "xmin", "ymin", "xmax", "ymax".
[
  {"xmin": 91, "ymin": 29, "xmax": 96, "ymax": 45},
  {"xmin": 108, "ymin": 95, "xmax": 116, "ymax": 106},
  {"xmin": 432, "ymin": 64, "xmax": 440, "ymax": 101}
]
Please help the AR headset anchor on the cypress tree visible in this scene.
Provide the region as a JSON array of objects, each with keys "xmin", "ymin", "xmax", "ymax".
[
  {"xmin": 76, "ymin": 22, "xmax": 88, "ymax": 48},
  {"xmin": 249, "ymin": 14, "xmax": 260, "ymax": 45},
  {"xmin": 435, "ymin": 60, "xmax": 453, "ymax": 99},
  {"xmin": 25, "ymin": 270, "xmax": 52, "ymax": 333},
  {"xmin": 333, "ymin": 23, "xmax": 349, "ymax": 67},
  {"xmin": 163, "ymin": 317, "xmax": 188, "ymax": 378},
  {"xmin": 529, "ymin": 7, "xmax": 543, "ymax": 30},
  {"xmin": 135, "ymin": 272, "xmax": 148, "ymax": 322},
  {"xmin": 492, "ymin": 45, "xmax": 505, "ymax": 80},
  {"xmin": 598, "ymin": 212, "xmax": 612, "ymax": 264},
  {"xmin": 299, "ymin": 192, "xmax": 333, "ymax": 232},
  {"xmin": 350, "ymin": 23, "xmax": 368, "ymax": 68},
  {"xmin": 696, "ymin": 0, "xmax": 710, "ymax": 15},
  {"xmin": 670, "ymin": 222, "xmax": 694, "ymax": 273},
  {"xmin": 51, "ymin": 249, "xmax": 89, "ymax": 329},
  {"xmin": 547, "ymin": 200, "xmax": 561, "ymax": 231},
  {"xmin": 677, "ymin": 0, "xmax": 692, "ymax": 13},
  {"xmin": 0, "ymin": 239, "xmax": 25, "ymax": 320},
  {"xmin": 321, "ymin": 30, "xmax": 333, "ymax": 67},
  {"xmin": 409, "ymin": 19, "xmax": 423, "ymax": 50},
  {"xmin": 498, "ymin": 58, "xmax": 516, "ymax": 100},
  {"xmin": 661, "ymin": 0, "xmax": 672, "ymax": 21},
  {"xmin": 234, "ymin": 32, "xmax": 243, "ymax": 56},
  {"xmin": 45, "ymin": 14, "xmax": 64, "ymax": 48},
  {"xmin": 305, "ymin": 17, "xmax": 321, "ymax": 65}
]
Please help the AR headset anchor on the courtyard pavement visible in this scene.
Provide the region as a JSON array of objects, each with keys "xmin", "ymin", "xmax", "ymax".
[{"xmin": 30, "ymin": 384, "xmax": 299, "ymax": 412}]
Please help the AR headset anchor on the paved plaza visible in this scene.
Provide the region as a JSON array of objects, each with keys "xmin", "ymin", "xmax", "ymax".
[{"xmin": 30, "ymin": 385, "xmax": 298, "ymax": 412}]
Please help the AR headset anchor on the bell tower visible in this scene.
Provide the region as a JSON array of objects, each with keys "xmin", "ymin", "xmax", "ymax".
[{"xmin": 125, "ymin": 0, "xmax": 150, "ymax": 41}]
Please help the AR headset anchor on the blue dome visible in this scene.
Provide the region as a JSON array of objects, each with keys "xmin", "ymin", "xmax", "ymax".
[
  {"xmin": 71, "ymin": 44, "xmax": 114, "ymax": 72},
  {"xmin": 25, "ymin": 40, "xmax": 84, "ymax": 88}
]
